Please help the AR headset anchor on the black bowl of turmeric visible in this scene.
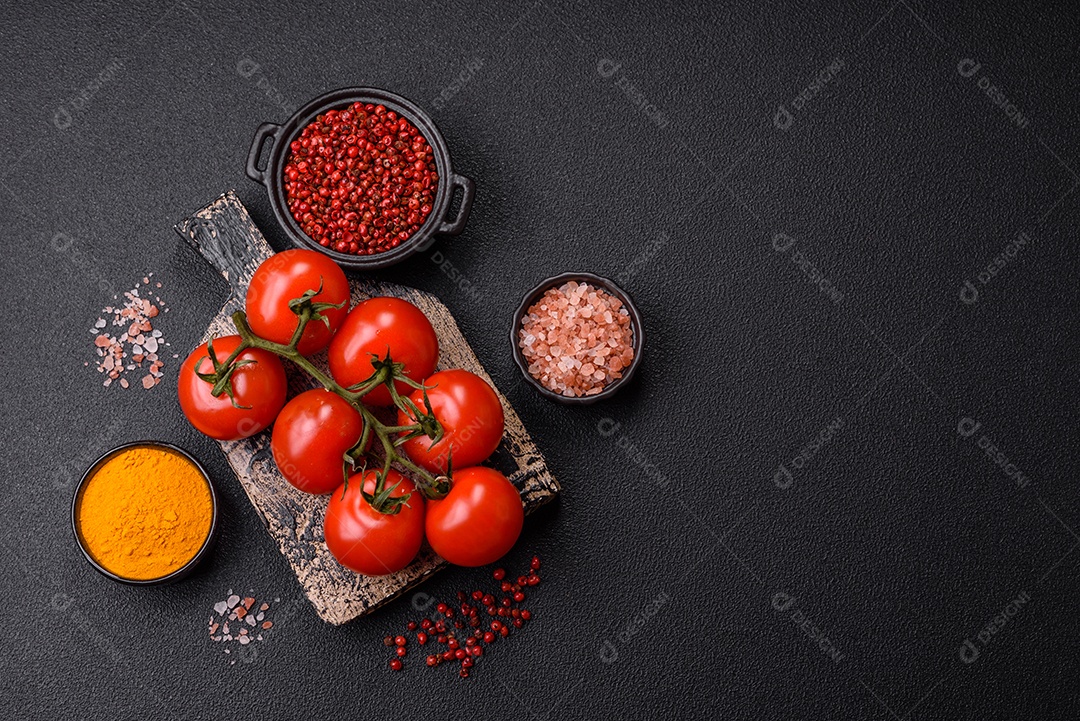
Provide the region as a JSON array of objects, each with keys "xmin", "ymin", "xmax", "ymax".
[{"xmin": 72, "ymin": 441, "xmax": 218, "ymax": 585}]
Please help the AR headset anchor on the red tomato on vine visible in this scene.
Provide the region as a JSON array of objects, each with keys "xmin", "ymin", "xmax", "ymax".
[
  {"xmin": 245, "ymin": 249, "xmax": 350, "ymax": 355},
  {"xmin": 177, "ymin": 334, "xmax": 287, "ymax": 441},
  {"xmin": 397, "ymin": 369, "xmax": 504, "ymax": 473},
  {"xmin": 425, "ymin": 467, "xmax": 522, "ymax": 567},
  {"xmin": 325, "ymin": 470, "xmax": 425, "ymax": 575},
  {"xmin": 328, "ymin": 297, "xmax": 439, "ymax": 406},
  {"xmin": 271, "ymin": 389, "xmax": 367, "ymax": 494}
]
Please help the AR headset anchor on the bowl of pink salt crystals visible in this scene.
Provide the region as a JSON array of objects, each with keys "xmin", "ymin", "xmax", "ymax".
[{"xmin": 512, "ymin": 272, "xmax": 643, "ymax": 404}]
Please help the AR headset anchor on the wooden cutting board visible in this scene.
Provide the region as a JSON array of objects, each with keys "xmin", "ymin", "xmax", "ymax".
[{"xmin": 174, "ymin": 191, "xmax": 560, "ymax": 625}]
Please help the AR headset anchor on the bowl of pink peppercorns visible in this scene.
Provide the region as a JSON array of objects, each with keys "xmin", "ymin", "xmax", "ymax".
[
  {"xmin": 245, "ymin": 87, "xmax": 474, "ymax": 270},
  {"xmin": 512, "ymin": 272, "xmax": 644, "ymax": 404}
]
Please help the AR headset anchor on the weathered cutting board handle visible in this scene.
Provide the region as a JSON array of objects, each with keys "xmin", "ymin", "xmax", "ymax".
[{"xmin": 175, "ymin": 191, "xmax": 272, "ymax": 300}]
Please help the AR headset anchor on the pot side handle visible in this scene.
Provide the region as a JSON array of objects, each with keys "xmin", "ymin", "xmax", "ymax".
[
  {"xmin": 437, "ymin": 173, "xmax": 475, "ymax": 236},
  {"xmin": 246, "ymin": 122, "xmax": 282, "ymax": 184}
]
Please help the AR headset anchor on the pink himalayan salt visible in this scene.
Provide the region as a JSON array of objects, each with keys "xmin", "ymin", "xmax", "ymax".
[{"xmin": 518, "ymin": 281, "xmax": 634, "ymax": 397}]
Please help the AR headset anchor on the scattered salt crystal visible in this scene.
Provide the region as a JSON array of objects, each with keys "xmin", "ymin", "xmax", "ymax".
[
  {"xmin": 209, "ymin": 593, "xmax": 278, "ymax": 660},
  {"xmin": 88, "ymin": 277, "xmax": 168, "ymax": 389}
]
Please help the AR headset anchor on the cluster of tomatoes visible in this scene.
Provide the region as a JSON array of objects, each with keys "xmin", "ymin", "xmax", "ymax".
[{"xmin": 177, "ymin": 249, "xmax": 523, "ymax": 576}]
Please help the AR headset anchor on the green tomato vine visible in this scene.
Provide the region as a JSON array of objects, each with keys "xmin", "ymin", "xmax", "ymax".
[{"xmin": 196, "ymin": 289, "xmax": 451, "ymax": 514}]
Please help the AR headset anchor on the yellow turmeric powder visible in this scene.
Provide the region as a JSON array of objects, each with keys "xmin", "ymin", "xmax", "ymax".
[{"xmin": 76, "ymin": 445, "xmax": 213, "ymax": 580}]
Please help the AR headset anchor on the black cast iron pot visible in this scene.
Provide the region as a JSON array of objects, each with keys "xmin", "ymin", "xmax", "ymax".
[{"xmin": 246, "ymin": 87, "xmax": 474, "ymax": 270}]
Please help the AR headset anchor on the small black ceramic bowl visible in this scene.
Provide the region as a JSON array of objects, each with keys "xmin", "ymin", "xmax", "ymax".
[
  {"xmin": 72, "ymin": 441, "xmax": 218, "ymax": 586},
  {"xmin": 511, "ymin": 272, "xmax": 644, "ymax": 405},
  {"xmin": 245, "ymin": 87, "xmax": 475, "ymax": 270}
]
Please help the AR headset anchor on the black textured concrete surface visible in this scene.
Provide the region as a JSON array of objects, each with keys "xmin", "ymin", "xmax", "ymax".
[{"xmin": 1, "ymin": 2, "xmax": 1078, "ymax": 719}]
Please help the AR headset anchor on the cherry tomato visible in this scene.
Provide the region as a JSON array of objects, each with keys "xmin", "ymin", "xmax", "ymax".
[
  {"xmin": 398, "ymin": 369, "xmax": 504, "ymax": 473},
  {"xmin": 328, "ymin": 297, "xmax": 438, "ymax": 406},
  {"xmin": 325, "ymin": 470, "xmax": 425, "ymax": 575},
  {"xmin": 426, "ymin": 467, "xmax": 523, "ymax": 567},
  {"xmin": 271, "ymin": 389, "xmax": 366, "ymax": 494},
  {"xmin": 177, "ymin": 335, "xmax": 286, "ymax": 441},
  {"xmin": 245, "ymin": 249, "xmax": 350, "ymax": 355}
]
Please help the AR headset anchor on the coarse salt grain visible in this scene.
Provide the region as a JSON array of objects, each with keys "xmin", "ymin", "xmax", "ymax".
[
  {"xmin": 518, "ymin": 281, "xmax": 634, "ymax": 397},
  {"xmin": 89, "ymin": 275, "xmax": 171, "ymax": 390},
  {"xmin": 209, "ymin": 591, "xmax": 281, "ymax": 664}
]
